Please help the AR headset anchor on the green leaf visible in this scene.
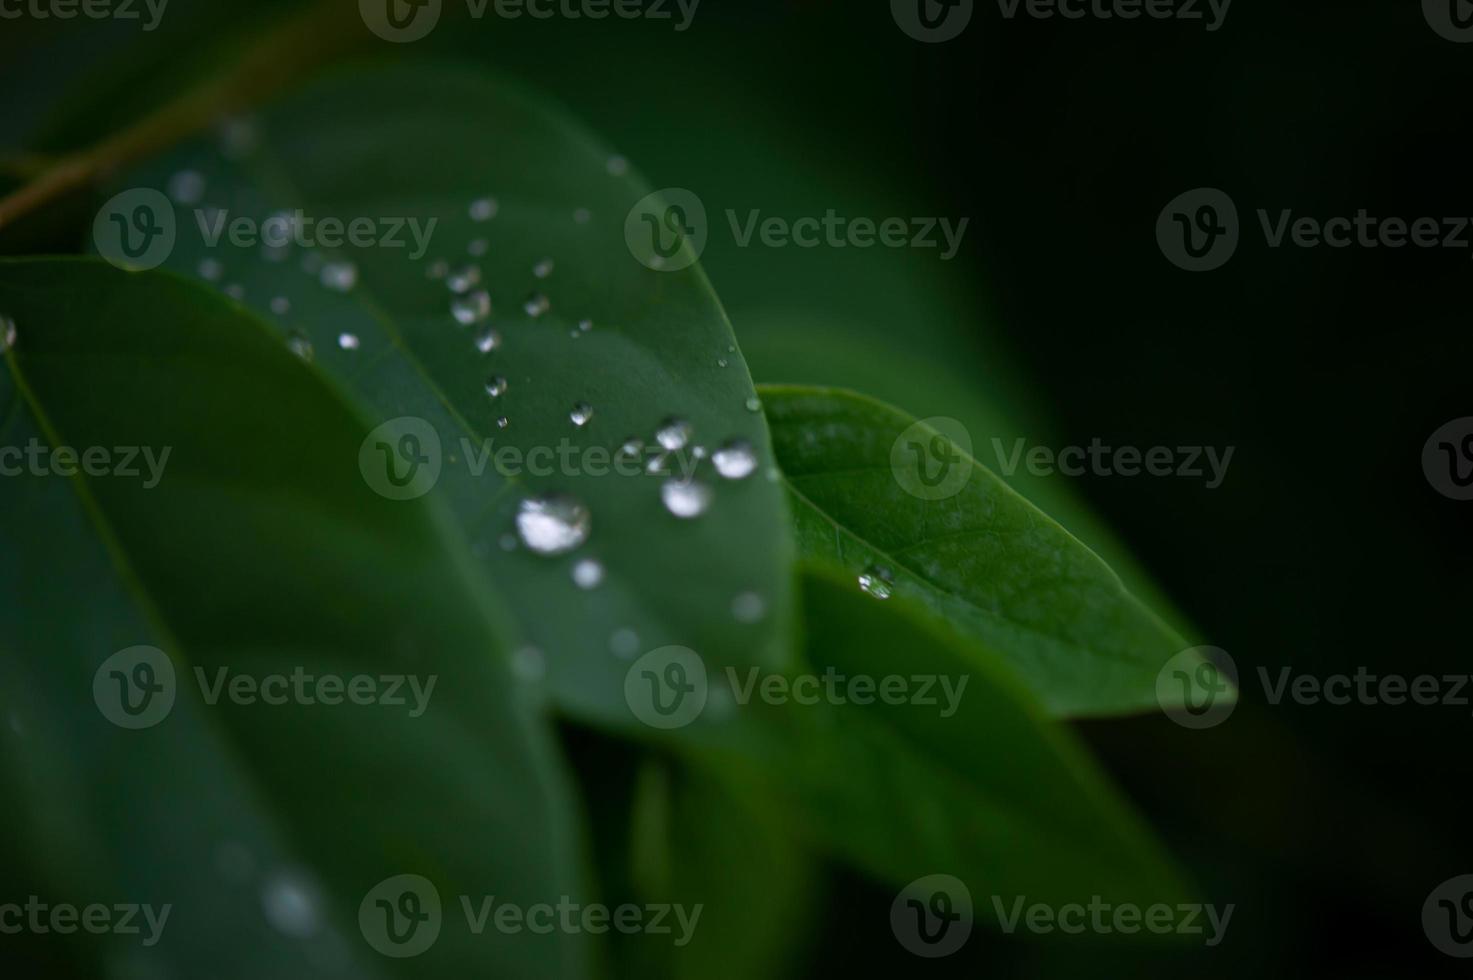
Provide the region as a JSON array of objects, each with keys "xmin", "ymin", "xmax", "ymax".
[
  {"xmin": 94, "ymin": 60, "xmax": 794, "ymax": 732},
  {"xmin": 686, "ymin": 564, "xmax": 1191, "ymax": 916},
  {"xmin": 759, "ymin": 384, "xmax": 1220, "ymax": 717},
  {"xmin": 0, "ymin": 258, "xmax": 591, "ymax": 978}
]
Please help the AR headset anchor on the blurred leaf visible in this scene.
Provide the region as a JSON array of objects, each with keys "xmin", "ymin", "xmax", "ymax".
[
  {"xmin": 760, "ymin": 384, "xmax": 1212, "ymax": 717},
  {"xmin": 94, "ymin": 61, "xmax": 795, "ymax": 732},
  {"xmin": 0, "ymin": 258, "xmax": 592, "ymax": 977}
]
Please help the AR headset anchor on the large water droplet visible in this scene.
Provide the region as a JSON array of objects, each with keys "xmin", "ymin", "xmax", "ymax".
[
  {"xmin": 485, "ymin": 376, "xmax": 508, "ymax": 398},
  {"xmin": 452, "ymin": 290, "xmax": 492, "ymax": 326},
  {"xmin": 516, "ymin": 495, "xmax": 591, "ymax": 555},
  {"xmin": 712, "ymin": 439, "xmax": 757, "ymax": 480},
  {"xmin": 744, "ymin": 396, "xmax": 762, "ymax": 413},
  {"xmin": 572, "ymin": 558, "xmax": 604, "ymax": 589},
  {"xmin": 661, "ymin": 479, "xmax": 713, "ymax": 519},
  {"xmin": 470, "ymin": 197, "xmax": 499, "ymax": 222},
  {"xmin": 523, "ymin": 292, "xmax": 550, "ymax": 318},
  {"xmin": 570, "ymin": 402, "xmax": 594, "ymax": 427},
  {"xmin": 447, "ymin": 264, "xmax": 481, "ymax": 294},
  {"xmin": 858, "ymin": 565, "xmax": 895, "ymax": 600},
  {"xmin": 475, "ymin": 329, "xmax": 501, "ymax": 353},
  {"xmin": 337, "ymin": 333, "xmax": 360, "ymax": 351},
  {"xmin": 655, "ymin": 417, "xmax": 692, "ymax": 451},
  {"xmin": 261, "ymin": 870, "xmax": 322, "ymax": 939},
  {"xmin": 320, "ymin": 261, "xmax": 358, "ymax": 293},
  {"xmin": 167, "ymin": 170, "xmax": 206, "ymax": 205}
]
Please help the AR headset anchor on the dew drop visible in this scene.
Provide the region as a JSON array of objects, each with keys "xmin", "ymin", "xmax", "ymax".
[
  {"xmin": 655, "ymin": 417, "xmax": 692, "ymax": 451},
  {"xmin": 452, "ymin": 290, "xmax": 492, "ymax": 326},
  {"xmin": 717, "ymin": 358, "xmax": 728, "ymax": 368},
  {"xmin": 618, "ymin": 437, "xmax": 644, "ymax": 459},
  {"xmin": 485, "ymin": 375, "xmax": 508, "ymax": 398},
  {"xmin": 732, "ymin": 591, "xmax": 767, "ymax": 623},
  {"xmin": 577, "ymin": 318, "xmax": 593, "ymax": 333},
  {"xmin": 645, "ymin": 452, "xmax": 670, "ymax": 475},
  {"xmin": 425, "ymin": 259, "xmax": 449, "ymax": 280},
  {"xmin": 572, "ymin": 558, "xmax": 604, "ymax": 589},
  {"xmin": 337, "ymin": 332, "xmax": 360, "ymax": 351},
  {"xmin": 570, "ymin": 402, "xmax": 594, "ymax": 428},
  {"xmin": 744, "ymin": 396, "xmax": 762, "ymax": 413},
  {"xmin": 468, "ymin": 238, "xmax": 489, "ymax": 257},
  {"xmin": 475, "ymin": 329, "xmax": 501, "ymax": 353},
  {"xmin": 661, "ymin": 479, "xmax": 713, "ymax": 519},
  {"xmin": 300, "ymin": 252, "xmax": 324, "ymax": 274},
  {"xmin": 516, "ymin": 494, "xmax": 592, "ymax": 555},
  {"xmin": 523, "ymin": 292, "xmax": 550, "ymax": 318},
  {"xmin": 198, "ymin": 258, "xmax": 223, "ymax": 282},
  {"xmin": 287, "ymin": 332, "xmax": 314, "ymax": 362},
  {"xmin": 712, "ymin": 439, "xmax": 757, "ymax": 480},
  {"xmin": 167, "ymin": 169, "xmax": 206, "ymax": 205},
  {"xmin": 470, "ymin": 197, "xmax": 499, "ymax": 222},
  {"xmin": 533, "ymin": 258, "xmax": 554, "ymax": 279},
  {"xmin": 269, "ymin": 296, "xmax": 291, "ymax": 316},
  {"xmin": 496, "ymin": 416, "xmax": 510, "ymax": 429},
  {"xmin": 261, "ymin": 870, "xmax": 322, "ymax": 939},
  {"xmin": 0, "ymin": 316, "xmax": 16, "ymax": 354},
  {"xmin": 606, "ymin": 155, "xmax": 629, "ymax": 176},
  {"xmin": 320, "ymin": 261, "xmax": 358, "ymax": 293},
  {"xmin": 224, "ymin": 283, "xmax": 245, "ymax": 301},
  {"xmin": 858, "ymin": 565, "xmax": 895, "ymax": 601},
  {"xmin": 610, "ymin": 628, "xmax": 640, "ymax": 658},
  {"xmin": 447, "ymin": 264, "xmax": 481, "ymax": 294}
]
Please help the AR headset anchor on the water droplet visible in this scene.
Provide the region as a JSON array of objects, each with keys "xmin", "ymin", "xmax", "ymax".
[
  {"xmin": 447, "ymin": 264, "xmax": 481, "ymax": 294},
  {"xmin": 512, "ymin": 646, "xmax": 546, "ymax": 681},
  {"xmin": 0, "ymin": 316, "xmax": 15, "ymax": 354},
  {"xmin": 452, "ymin": 290, "xmax": 492, "ymax": 326},
  {"xmin": 713, "ymin": 439, "xmax": 757, "ymax": 480},
  {"xmin": 577, "ymin": 318, "xmax": 593, "ymax": 333},
  {"xmin": 337, "ymin": 332, "xmax": 360, "ymax": 351},
  {"xmin": 468, "ymin": 238, "xmax": 489, "ymax": 257},
  {"xmin": 655, "ymin": 417, "xmax": 692, "ymax": 451},
  {"xmin": 485, "ymin": 376, "xmax": 508, "ymax": 398},
  {"xmin": 717, "ymin": 357, "xmax": 728, "ymax": 368},
  {"xmin": 523, "ymin": 292, "xmax": 550, "ymax": 318},
  {"xmin": 533, "ymin": 258, "xmax": 554, "ymax": 279},
  {"xmin": 475, "ymin": 329, "xmax": 501, "ymax": 353},
  {"xmin": 745, "ymin": 396, "xmax": 762, "ymax": 413},
  {"xmin": 287, "ymin": 332, "xmax": 314, "ymax": 362},
  {"xmin": 516, "ymin": 495, "xmax": 591, "ymax": 555},
  {"xmin": 732, "ymin": 591, "xmax": 766, "ymax": 623},
  {"xmin": 261, "ymin": 870, "xmax": 322, "ymax": 938},
  {"xmin": 269, "ymin": 296, "xmax": 291, "ymax": 316},
  {"xmin": 572, "ymin": 558, "xmax": 604, "ymax": 589},
  {"xmin": 618, "ymin": 437, "xmax": 644, "ymax": 458},
  {"xmin": 661, "ymin": 479, "xmax": 713, "ymax": 519},
  {"xmin": 610, "ymin": 628, "xmax": 640, "ymax": 658},
  {"xmin": 470, "ymin": 197, "xmax": 499, "ymax": 221},
  {"xmin": 167, "ymin": 169, "xmax": 206, "ymax": 205},
  {"xmin": 574, "ymin": 208, "xmax": 592, "ymax": 224},
  {"xmin": 425, "ymin": 259, "xmax": 449, "ymax": 280},
  {"xmin": 858, "ymin": 565, "xmax": 895, "ymax": 600},
  {"xmin": 198, "ymin": 258, "xmax": 223, "ymax": 282},
  {"xmin": 645, "ymin": 452, "xmax": 669, "ymax": 475},
  {"xmin": 570, "ymin": 402, "xmax": 594, "ymax": 427},
  {"xmin": 692, "ymin": 445, "xmax": 708, "ymax": 460},
  {"xmin": 606, "ymin": 155, "xmax": 629, "ymax": 176},
  {"xmin": 496, "ymin": 416, "xmax": 510, "ymax": 429},
  {"xmin": 320, "ymin": 261, "xmax": 358, "ymax": 293},
  {"xmin": 224, "ymin": 283, "xmax": 245, "ymax": 301}
]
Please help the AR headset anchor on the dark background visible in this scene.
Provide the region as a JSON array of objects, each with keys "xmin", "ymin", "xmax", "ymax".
[{"xmin": 3, "ymin": 0, "xmax": 1468, "ymax": 975}]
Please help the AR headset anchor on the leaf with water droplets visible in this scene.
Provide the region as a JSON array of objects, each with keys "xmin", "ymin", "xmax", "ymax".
[
  {"xmin": 92, "ymin": 64, "xmax": 794, "ymax": 731},
  {"xmin": 0, "ymin": 258, "xmax": 592, "ymax": 978}
]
